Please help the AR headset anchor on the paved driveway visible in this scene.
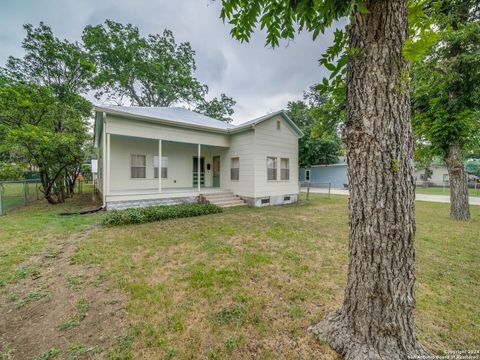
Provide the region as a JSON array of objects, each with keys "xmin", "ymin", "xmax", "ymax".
[{"xmin": 301, "ymin": 187, "xmax": 480, "ymax": 206}]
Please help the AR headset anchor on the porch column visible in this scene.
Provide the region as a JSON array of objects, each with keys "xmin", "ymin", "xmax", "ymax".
[
  {"xmin": 102, "ymin": 113, "xmax": 107, "ymax": 205},
  {"xmin": 106, "ymin": 133, "xmax": 111, "ymax": 196},
  {"xmin": 158, "ymin": 139, "xmax": 162, "ymax": 193},
  {"xmin": 197, "ymin": 143, "xmax": 201, "ymax": 193}
]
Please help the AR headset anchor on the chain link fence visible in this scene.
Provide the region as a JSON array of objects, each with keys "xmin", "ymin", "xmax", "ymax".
[
  {"xmin": 0, "ymin": 180, "xmax": 42, "ymax": 215},
  {"xmin": 299, "ymin": 181, "xmax": 332, "ymax": 200}
]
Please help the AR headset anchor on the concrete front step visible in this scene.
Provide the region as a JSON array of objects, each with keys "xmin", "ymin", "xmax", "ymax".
[
  {"xmin": 204, "ymin": 192, "xmax": 246, "ymax": 208},
  {"xmin": 203, "ymin": 193, "xmax": 234, "ymax": 199}
]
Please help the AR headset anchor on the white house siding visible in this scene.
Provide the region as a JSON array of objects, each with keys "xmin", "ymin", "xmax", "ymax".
[
  {"xmin": 223, "ymin": 130, "xmax": 256, "ymax": 198},
  {"xmin": 253, "ymin": 115, "xmax": 299, "ymax": 200},
  {"xmin": 105, "ymin": 114, "xmax": 230, "ymax": 147},
  {"xmin": 414, "ymin": 165, "xmax": 449, "ymax": 186},
  {"xmin": 109, "ymin": 136, "xmax": 158, "ymax": 191},
  {"xmin": 108, "ymin": 136, "xmax": 230, "ymax": 192}
]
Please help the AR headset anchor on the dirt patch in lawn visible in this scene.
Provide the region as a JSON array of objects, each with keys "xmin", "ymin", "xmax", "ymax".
[{"xmin": 0, "ymin": 226, "xmax": 130, "ymax": 359}]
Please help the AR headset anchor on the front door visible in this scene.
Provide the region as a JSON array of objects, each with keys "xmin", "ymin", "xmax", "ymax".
[{"xmin": 212, "ymin": 156, "xmax": 220, "ymax": 188}]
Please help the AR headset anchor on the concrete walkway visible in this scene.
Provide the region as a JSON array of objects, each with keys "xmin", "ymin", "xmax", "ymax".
[{"xmin": 301, "ymin": 187, "xmax": 480, "ymax": 206}]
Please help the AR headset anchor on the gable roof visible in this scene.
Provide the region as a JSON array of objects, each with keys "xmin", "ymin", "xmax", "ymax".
[
  {"xmin": 232, "ymin": 110, "xmax": 303, "ymax": 137},
  {"xmin": 94, "ymin": 105, "xmax": 303, "ymax": 138}
]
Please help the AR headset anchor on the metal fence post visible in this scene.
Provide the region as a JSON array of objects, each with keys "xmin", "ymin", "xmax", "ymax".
[
  {"xmin": 328, "ymin": 182, "xmax": 331, "ymax": 198},
  {"xmin": 36, "ymin": 182, "xmax": 39, "ymax": 200},
  {"xmin": 0, "ymin": 188, "xmax": 3, "ymax": 215},
  {"xmin": 24, "ymin": 180, "xmax": 27, "ymax": 206}
]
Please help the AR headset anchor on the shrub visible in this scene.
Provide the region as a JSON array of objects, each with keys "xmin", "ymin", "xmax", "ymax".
[{"xmin": 102, "ymin": 203, "xmax": 223, "ymax": 226}]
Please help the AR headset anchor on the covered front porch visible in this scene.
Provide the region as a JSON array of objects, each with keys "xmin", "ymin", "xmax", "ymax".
[{"xmin": 102, "ymin": 134, "xmax": 231, "ymax": 206}]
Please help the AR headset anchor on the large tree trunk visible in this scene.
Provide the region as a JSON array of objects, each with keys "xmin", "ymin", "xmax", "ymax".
[
  {"xmin": 309, "ymin": 1, "xmax": 429, "ymax": 359},
  {"xmin": 422, "ymin": 166, "xmax": 431, "ymax": 188},
  {"xmin": 445, "ymin": 143, "xmax": 470, "ymax": 220}
]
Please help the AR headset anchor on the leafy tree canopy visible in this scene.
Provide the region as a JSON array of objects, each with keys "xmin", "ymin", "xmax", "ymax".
[
  {"xmin": 82, "ymin": 20, "xmax": 208, "ymax": 107},
  {"xmin": 195, "ymin": 93, "xmax": 236, "ymax": 123},
  {"xmin": 3, "ymin": 23, "xmax": 95, "ymax": 99},
  {"xmin": 411, "ymin": 0, "xmax": 480, "ymax": 158},
  {"xmin": 0, "ymin": 80, "xmax": 91, "ymax": 203},
  {"xmin": 286, "ymin": 98, "xmax": 341, "ymax": 167}
]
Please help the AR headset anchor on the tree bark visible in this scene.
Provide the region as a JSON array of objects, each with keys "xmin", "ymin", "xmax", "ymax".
[
  {"xmin": 309, "ymin": 1, "xmax": 429, "ymax": 358},
  {"xmin": 422, "ymin": 166, "xmax": 431, "ymax": 188},
  {"xmin": 445, "ymin": 143, "xmax": 470, "ymax": 220}
]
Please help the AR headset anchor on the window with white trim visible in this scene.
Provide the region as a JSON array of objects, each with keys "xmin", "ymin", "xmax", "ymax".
[
  {"xmin": 154, "ymin": 156, "xmax": 168, "ymax": 179},
  {"xmin": 280, "ymin": 158, "xmax": 289, "ymax": 180},
  {"xmin": 230, "ymin": 157, "xmax": 239, "ymax": 180},
  {"xmin": 131, "ymin": 154, "xmax": 146, "ymax": 178},
  {"xmin": 267, "ymin": 157, "xmax": 277, "ymax": 181}
]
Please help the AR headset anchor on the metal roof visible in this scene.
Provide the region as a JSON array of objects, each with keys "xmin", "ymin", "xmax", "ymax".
[
  {"xmin": 96, "ymin": 105, "xmax": 236, "ymax": 131},
  {"xmin": 95, "ymin": 105, "xmax": 303, "ymax": 137}
]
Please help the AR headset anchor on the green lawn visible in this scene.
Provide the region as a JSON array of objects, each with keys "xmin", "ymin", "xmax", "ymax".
[
  {"xmin": 0, "ymin": 189, "xmax": 100, "ymax": 285},
  {"xmin": 1, "ymin": 193, "xmax": 478, "ymax": 359},
  {"xmin": 416, "ymin": 186, "xmax": 480, "ymax": 197}
]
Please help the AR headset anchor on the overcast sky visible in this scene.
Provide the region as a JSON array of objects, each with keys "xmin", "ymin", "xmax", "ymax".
[{"xmin": 0, "ymin": 0, "xmax": 337, "ymax": 124}]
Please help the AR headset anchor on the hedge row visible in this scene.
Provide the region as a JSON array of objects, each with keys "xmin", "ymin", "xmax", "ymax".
[{"xmin": 102, "ymin": 203, "xmax": 223, "ymax": 226}]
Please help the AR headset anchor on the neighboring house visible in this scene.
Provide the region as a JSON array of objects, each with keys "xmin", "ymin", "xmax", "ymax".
[
  {"xmin": 300, "ymin": 159, "xmax": 471, "ymax": 189},
  {"xmin": 93, "ymin": 106, "xmax": 303, "ymax": 210},
  {"xmin": 414, "ymin": 163, "xmax": 449, "ymax": 187},
  {"xmin": 299, "ymin": 156, "xmax": 348, "ymax": 189}
]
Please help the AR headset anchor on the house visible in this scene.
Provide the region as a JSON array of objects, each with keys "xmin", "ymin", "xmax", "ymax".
[
  {"xmin": 93, "ymin": 106, "xmax": 303, "ymax": 210},
  {"xmin": 299, "ymin": 157, "xmax": 348, "ymax": 189},
  {"xmin": 300, "ymin": 157, "xmax": 475, "ymax": 189},
  {"xmin": 414, "ymin": 162, "xmax": 478, "ymax": 187},
  {"xmin": 414, "ymin": 163, "xmax": 449, "ymax": 187}
]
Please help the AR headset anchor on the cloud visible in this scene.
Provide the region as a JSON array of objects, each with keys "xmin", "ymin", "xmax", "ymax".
[{"xmin": 0, "ymin": 0, "xmax": 339, "ymax": 123}]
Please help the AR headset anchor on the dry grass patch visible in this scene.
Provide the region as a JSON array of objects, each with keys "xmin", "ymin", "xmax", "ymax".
[{"xmin": 2, "ymin": 193, "xmax": 478, "ymax": 359}]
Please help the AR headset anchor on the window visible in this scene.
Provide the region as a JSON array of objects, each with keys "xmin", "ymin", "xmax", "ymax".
[
  {"xmin": 131, "ymin": 154, "xmax": 146, "ymax": 178},
  {"xmin": 277, "ymin": 120, "xmax": 281, "ymax": 130},
  {"xmin": 154, "ymin": 156, "xmax": 168, "ymax": 179},
  {"xmin": 280, "ymin": 158, "xmax": 289, "ymax": 180},
  {"xmin": 230, "ymin": 157, "xmax": 239, "ymax": 181},
  {"xmin": 267, "ymin": 157, "xmax": 277, "ymax": 180}
]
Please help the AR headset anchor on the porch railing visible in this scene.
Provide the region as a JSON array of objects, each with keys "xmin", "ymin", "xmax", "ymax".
[{"xmin": 192, "ymin": 172, "xmax": 205, "ymax": 186}]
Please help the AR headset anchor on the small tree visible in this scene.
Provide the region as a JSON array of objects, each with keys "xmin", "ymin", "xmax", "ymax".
[
  {"xmin": 0, "ymin": 81, "xmax": 90, "ymax": 203},
  {"xmin": 3, "ymin": 22, "xmax": 95, "ymax": 195},
  {"xmin": 411, "ymin": 0, "xmax": 480, "ymax": 220}
]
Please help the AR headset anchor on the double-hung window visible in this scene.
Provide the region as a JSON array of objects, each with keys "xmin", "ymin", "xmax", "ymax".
[
  {"xmin": 131, "ymin": 154, "xmax": 146, "ymax": 178},
  {"xmin": 231, "ymin": 157, "xmax": 239, "ymax": 181},
  {"xmin": 267, "ymin": 157, "xmax": 277, "ymax": 181},
  {"xmin": 154, "ymin": 156, "xmax": 168, "ymax": 179},
  {"xmin": 280, "ymin": 158, "xmax": 289, "ymax": 180}
]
